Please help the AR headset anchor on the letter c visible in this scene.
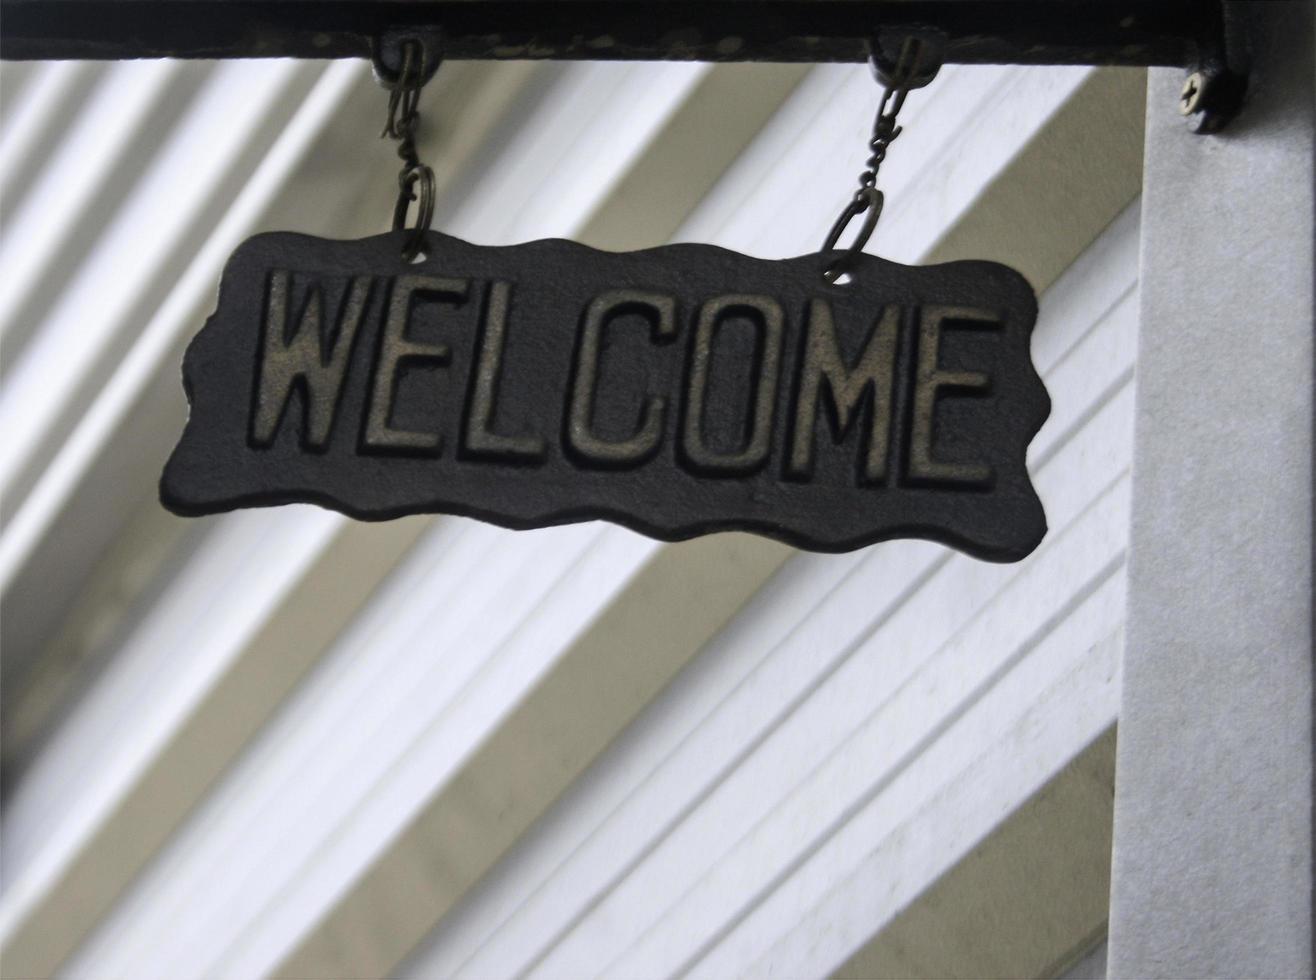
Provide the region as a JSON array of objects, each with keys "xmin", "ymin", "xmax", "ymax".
[{"xmin": 566, "ymin": 290, "xmax": 676, "ymax": 467}]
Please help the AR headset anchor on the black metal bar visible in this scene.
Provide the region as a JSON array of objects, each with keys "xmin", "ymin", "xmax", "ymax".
[{"xmin": 1, "ymin": 1, "xmax": 1204, "ymax": 66}]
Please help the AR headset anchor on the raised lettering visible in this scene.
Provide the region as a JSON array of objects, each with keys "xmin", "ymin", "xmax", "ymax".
[
  {"xmin": 566, "ymin": 290, "xmax": 676, "ymax": 467},
  {"xmin": 682, "ymin": 294, "xmax": 783, "ymax": 475},
  {"xmin": 462, "ymin": 281, "xmax": 546, "ymax": 463},
  {"xmin": 908, "ymin": 305, "xmax": 997, "ymax": 486},
  {"xmin": 250, "ymin": 270, "xmax": 372, "ymax": 450},
  {"xmin": 363, "ymin": 275, "xmax": 467, "ymax": 453},
  {"xmin": 787, "ymin": 300, "xmax": 899, "ymax": 484}
]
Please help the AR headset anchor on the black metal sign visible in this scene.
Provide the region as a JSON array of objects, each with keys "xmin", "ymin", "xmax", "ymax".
[{"xmin": 160, "ymin": 230, "xmax": 1050, "ymax": 561}]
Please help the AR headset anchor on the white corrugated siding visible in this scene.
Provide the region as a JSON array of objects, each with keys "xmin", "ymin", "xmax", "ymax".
[
  {"xmin": 0, "ymin": 55, "xmax": 1143, "ymax": 979},
  {"xmin": 400, "ymin": 200, "xmax": 1140, "ymax": 980}
]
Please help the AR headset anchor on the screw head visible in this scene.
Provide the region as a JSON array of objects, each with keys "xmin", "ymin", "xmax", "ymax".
[{"xmin": 1180, "ymin": 71, "xmax": 1206, "ymax": 116}]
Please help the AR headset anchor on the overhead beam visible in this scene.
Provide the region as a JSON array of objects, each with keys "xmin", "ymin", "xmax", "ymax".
[{"xmin": 0, "ymin": 0, "xmax": 1202, "ymax": 66}]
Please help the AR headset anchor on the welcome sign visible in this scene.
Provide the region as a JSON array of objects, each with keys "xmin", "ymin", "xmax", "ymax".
[{"xmin": 161, "ymin": 230, "xmax": 1050, "ymax": 562}]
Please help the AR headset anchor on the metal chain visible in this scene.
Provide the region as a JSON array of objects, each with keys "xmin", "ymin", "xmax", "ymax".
[
  {"xmin": 856, "ymin": 76, "xmax": 911, "ymax": 195},
  {"xmin": 820, "ymin": 37, "xmax": 936, "ymax": 283},
  {"xmin": 377, "ymin": 38, "xmax": 437, "ymax": 262}
]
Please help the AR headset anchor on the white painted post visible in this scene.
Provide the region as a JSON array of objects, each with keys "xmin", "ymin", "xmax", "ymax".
[{"xmin": 1108, "ymin": 4, "xmax": 1315, "ymax": 977}]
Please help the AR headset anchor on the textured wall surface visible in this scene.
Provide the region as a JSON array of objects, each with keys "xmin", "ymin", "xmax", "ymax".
[{"xmin": 1109, "ymin": 5, "xmax": 1316, "ymax": 976}]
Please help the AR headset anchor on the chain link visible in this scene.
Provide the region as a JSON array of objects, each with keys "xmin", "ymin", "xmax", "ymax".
[
  {"xmin": 378, "ymin": 39, "xmax": 438, "ymax": 262},
  {"xmin": 820, "ymin": 37, "xmax": 936, "ymax": 283}
]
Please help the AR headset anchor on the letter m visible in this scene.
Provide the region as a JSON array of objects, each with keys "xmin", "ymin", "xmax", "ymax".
[
  {"xmin": 250, "ymin": 270, "xmax": 372, "ymax": 450},
  {"xmin": 788, "ymin": 301, "xmax": 900, "ymax": 485}
]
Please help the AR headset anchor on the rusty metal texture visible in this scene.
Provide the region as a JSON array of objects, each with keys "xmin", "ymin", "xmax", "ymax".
[
  {"xmin": 160, "ymin": 230, "xmax": 1050, "ymax": 561},
  {"xmin": 1, "ymin": 0, "xmax": 1201, "ymax": 65}
]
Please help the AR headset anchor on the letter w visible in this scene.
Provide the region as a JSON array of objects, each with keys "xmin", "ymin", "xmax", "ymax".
[{"xmin": 250, "ymin": 271, "xmax": 372, "ymax": 450}]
